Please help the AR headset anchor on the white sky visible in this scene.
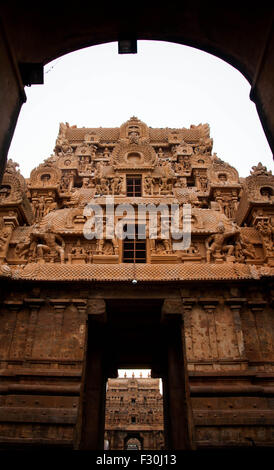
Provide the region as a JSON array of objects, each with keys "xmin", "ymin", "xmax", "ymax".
[{"xmin": 7, "ymin": 40, "xmax": 273, "ymax": 178}]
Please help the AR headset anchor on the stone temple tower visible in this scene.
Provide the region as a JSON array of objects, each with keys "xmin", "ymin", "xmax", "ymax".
[{"xmin": 0, "ymin": 117, "xmax": 273, "ymax": 449}]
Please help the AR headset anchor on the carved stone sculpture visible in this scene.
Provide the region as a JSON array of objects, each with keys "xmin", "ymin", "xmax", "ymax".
[{"xmin": 206, "ymin": 222, "xmax": 239, "ymax": 262}]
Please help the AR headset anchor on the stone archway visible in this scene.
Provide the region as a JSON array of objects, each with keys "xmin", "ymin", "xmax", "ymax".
[
  {"xmin": 79, "ymin": 298, "xmax": 194, "ymax": 450},
  {"xmin": 124, "ymin": 435, "xmax": 143, "ymax": 450},
  {"xmin": 0, "ymin": 5, "xmax": 273, "ymax": 180}
]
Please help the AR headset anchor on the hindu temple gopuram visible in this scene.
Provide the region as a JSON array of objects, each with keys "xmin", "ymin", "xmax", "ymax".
[
  {"xmin": 0, "ymin": 117, "xmax": 273, "ymax": 450},
  {"xmin": 104, "ymin": 373, "xmax": 164, "ymax": 450}
]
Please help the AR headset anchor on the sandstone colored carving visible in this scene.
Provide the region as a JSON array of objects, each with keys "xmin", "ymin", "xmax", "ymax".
[{"xmin": 0, "ymin": 118, "xmax": 273, "ymax": 451}]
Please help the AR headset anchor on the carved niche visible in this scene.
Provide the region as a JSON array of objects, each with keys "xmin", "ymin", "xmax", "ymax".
[
  {"xmin": 208, "ymin": 159, "xmax": 240, "ymax": 185},
  {"xmin": 243, "ymin": 163, "xmax": 274, "ymax": 202},
  {"xmin": 29, "ymin": 163, "xmax": 62, "ymax": 188},
  {"xmin": 111, "ymin": 142, "xmax": 157, "ymax": 170}
]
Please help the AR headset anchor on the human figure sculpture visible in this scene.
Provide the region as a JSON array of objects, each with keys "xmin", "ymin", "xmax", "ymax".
[
  {"xmin": 111, "ymin": 176, "xmax": 122, "ymax": 195},
  {"xmin": 144, "ymin": 176, "xmax": 153, "ymax": 195},
  {"xmin": 239, "ymin": 234, "xmax": 256, "ymax": 259},
  {"xmin": 206, "ymin": 222, "xmax": 239, "ymax": 262},
  {"xmin": 199, "ymin": 176, "xmax": 208, "ymax": 191},
  {"xmin": 5, "ymin": 159, "xmax": 19, "ymax": 174},
  {"xmin": 159, "ymin": 176, "xmax": 172, "ymax": 195},
  {"xmin": 250, "ymin": 162, "xmax": 272, "ymax": 177},
  {"xmin": 34, "ymin": 223, "xmax": 65, "ymax": 263},
  {"xmin": 97, "ymin": 238, "xmax": 118, "ymax": 255},
  {"xmin": 257, "ymin": 219, "xmax": 274, "ymax": 255},
  {"xmin": 15, "ymin": 240, "xmax": 31, "ymax": 260},
  {"xmin": 150, "ymin": 213, "xmax": 172, "ymax": 254}
]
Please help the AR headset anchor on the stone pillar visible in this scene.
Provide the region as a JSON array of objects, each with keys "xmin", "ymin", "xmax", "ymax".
[
  {"xmin": 49, "ymin": 299, "xmax": 70, "ymax": 359},
  {"xmin": 225, "ymin": 298, "xmax": 247, "ymax": 359},
  {"xmin": 23, "ymin": 298, "xmax": 45, "ymax": 360},
  {"xmin": 199, "ymin": 300, "xmax": 219, "ymax": 361},
  {"xmin": 248, "ymin": 300, "xmax": 268, "ymax": 360},
  {"xmin": 79, "ymin": 299, "xmax": 107, "ymax": 450},
  {"xmin": 161, "ymin": 299, "xmax": 195, "ymax": 450},
  {"xmin": 0, "ymin": 214, "xmax": 18, "ymax": 264},
  {"xmin": 2, "ymin": 299, "xmax": 23, "ymax": 365},
  {"xmin": 182, "ymin": 298, "xmax": 196, "ymax": 362}
]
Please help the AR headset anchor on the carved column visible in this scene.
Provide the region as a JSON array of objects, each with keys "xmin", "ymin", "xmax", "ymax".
[
  {"xmin": 0, "ymin": 215, "xmax": 18, "ymax": 264},
  {"xmin": 23, "ymin": 298, "xmax": 45, "ymax": 360},
  {"xmin": 49, "ymin": 299, "xmax": 70, "ymax": 359},
  {"xmin": 182, "ymin": 298, "xmax": 196, "ymax": 361},
  {"xmin": 79, "ymin": 299, "xmax": 107, "ymax": 450},
  {"xmin": 73, "ymin": 299, "xmax": 88, "ymax": 352},
  {"xmin": 161, "ymin": 299, "xmax": 195, "ymax": 450},
  {"xmin": 248, "ymin": 300, "xmax": 268, "ymax": 360},
  {"xmin": 199, "ymin": 299, "xmax": 219, "ymax": 361},
  {"xmin": 225, "ymin": 298, "xmax": 247, "ymax": 359},
  {"xmin": 2, "ymin": 300, "xmax": 23, "ymax": 363}
]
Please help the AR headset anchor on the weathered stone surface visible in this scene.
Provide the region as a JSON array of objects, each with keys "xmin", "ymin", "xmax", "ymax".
[{"xmin": 0, "ymin": 119, "xmax": 273, "ymax": 449}]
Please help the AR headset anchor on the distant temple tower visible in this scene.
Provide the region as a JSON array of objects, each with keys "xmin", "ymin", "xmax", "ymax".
[
  {"xmin": 105, "ymin": 376, "xmax": 164, "ymax": 450},
  {"xmin": 0, "ymin": 117, "xmax": 273, "ymax": 449}
]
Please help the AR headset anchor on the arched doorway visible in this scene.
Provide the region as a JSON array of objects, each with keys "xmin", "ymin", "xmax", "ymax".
[
  {"xmin": 79, "ymin": 298, "xmax": 194, "ymax": 450},
  {"xmin": 0, "ymin": 5, "xmax": 273, "ymax": 180},
  {"xmin": 124, "ymin": 435, "xmax": 143, "ymax": 450}
]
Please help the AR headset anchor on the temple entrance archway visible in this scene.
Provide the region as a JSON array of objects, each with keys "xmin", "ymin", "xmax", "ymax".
[
  {"xmin": 124, "ymin": 435, "xmax": 143, "ymax": 450},
  {"xmin": 79, "ymin": 298, "xmax": 194, "ymax": 450},
  {"xmin": 0, "ymin": 5, "xmax": 273, "ymax": 180}
]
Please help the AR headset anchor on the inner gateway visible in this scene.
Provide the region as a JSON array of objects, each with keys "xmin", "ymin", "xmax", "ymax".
[
  {"xmin": 104, "ymin": 369, "xmax": 164, "ymax": 450},
  {"xmin": 80, "ymin": 298, "xmax": 190, "ymax": 450}
]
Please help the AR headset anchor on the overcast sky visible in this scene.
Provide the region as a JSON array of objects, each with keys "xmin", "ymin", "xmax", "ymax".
[{"xmin": 7, "ymin": 40, "xmax": 273, "ymax": 178}]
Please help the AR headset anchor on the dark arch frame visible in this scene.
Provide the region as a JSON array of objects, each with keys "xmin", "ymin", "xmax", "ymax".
[
  {"xmin": 0, "ymin": 4, "xmax": 273, "ymax": 180},
  {"xmin": 124, "ymin": 433, "xmax": 144, "ymax": 450}
]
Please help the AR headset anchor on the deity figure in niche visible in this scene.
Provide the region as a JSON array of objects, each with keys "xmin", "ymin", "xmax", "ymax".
[
  {"xmin": 175, "ymin": 155, "xmax": 191, "ymax": 173},
  {"xmin": 0, "ymin": 219, "xmax": 9, "ymax": 254},
  {"xmin": 0, "ymin": 185, "xmax": 11, "ymax": 201},
  {"xmin": 198, "ymin": 175, "xmax": 208, "ymax": 192},
  {"xmin": 260, "ymin": 187, "xmax": 273, "ymax": 200},
  {"xmin": 234, "ymin": 234, "xmax": 256, "ymax": 262},
  {"xmin": 144, "ymin": 176, "xmax": 154, "ymax": 194},
  {"xmin": 150, "ymin": 213, "xmax": 173, "ymax": 254},
  {"xmin": 157, "ymin": 147, "xmax": 164, "ymax": 159},
  {"xmin": 96, "ymin": 238, "xmax": 118, "ymax": 255},
  {"xmin": 103, "ymin": 147, "xmax": 110, "ymax": 158},
  {"xmin": 219, "ymin": 196, "xmax": 235, "ymax": 219},
  {"xmin": 67, "ymin": 239, "xmax": 87, "ymax": 263},
  {"xmin": 182, "ymin": 243, "xmax": 200, "ymax": 257},
  {"xmin": 128, "ymin": 126, "xmax": 140, "ymax": 144},
  {"xmin": 96, "ymin": 177, "xmax": 110, "ymax": 195},
  {"xmin": 159, "ymin": 176, "xmax": 173, "ymax": 195},
  {"xmin": 110, "ymin": 176, "xmax": 123, "ymax": 195},
  {"xmin": 257, "ymin": 219, "xmax": 274, "ymax": 255}
]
